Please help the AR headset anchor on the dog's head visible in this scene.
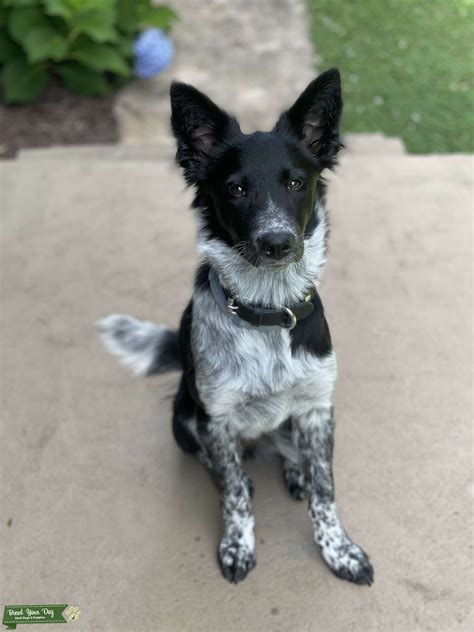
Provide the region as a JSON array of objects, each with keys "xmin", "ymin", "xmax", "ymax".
[{"xmin": 170, "ymin": 69, "xmax": 343, "ymax": 269}]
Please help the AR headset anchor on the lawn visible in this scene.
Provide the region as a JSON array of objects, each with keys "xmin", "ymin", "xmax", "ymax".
[{"xmin": 306, "ymin": 0, "xmax": 474, "ymax": 153}]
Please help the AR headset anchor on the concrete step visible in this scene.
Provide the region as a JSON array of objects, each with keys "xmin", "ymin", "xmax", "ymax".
[
  {"xmin": 16, "ymin": 133, "xmax": 405, "ymax": 163},
  {"xmin": 16, "ymin": 142, "xmax": 175, "ymax": 162},
  {"xmin": 344, "ymin": 133, "xmax": 406, "ymax": 155}
]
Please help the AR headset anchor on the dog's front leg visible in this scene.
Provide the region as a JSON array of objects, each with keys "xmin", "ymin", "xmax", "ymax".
[
  {"xmin": 295, "ymin": 405, "xmax": 374, "ymax": 585},
  {"xmin": 198, "ymin": 416, "xmax": 256, "ymax": 583}
]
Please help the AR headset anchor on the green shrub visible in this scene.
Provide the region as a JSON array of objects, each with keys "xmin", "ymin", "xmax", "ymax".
[{"xmin": 0, "ymin": 0, "xmax": 178, "ymax": 103}]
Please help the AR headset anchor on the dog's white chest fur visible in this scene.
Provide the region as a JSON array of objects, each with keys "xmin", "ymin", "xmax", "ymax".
[{"xmin": 192, "ymin": 289, "xmax": 336, "ymax": 439}]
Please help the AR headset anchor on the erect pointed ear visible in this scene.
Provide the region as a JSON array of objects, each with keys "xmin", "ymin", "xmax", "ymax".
[
  {"xmin": 274, "ymin": 68, "xmax": 343, "ymax": 169},
  {"xmin": 170, "ymin": 82, "xmax": 239, "ymax": 182}
]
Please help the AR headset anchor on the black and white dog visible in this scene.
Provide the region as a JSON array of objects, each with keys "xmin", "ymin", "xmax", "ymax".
[{"xmin": 98, "ymin": 68, "xmax": 373, "ymax": 586}]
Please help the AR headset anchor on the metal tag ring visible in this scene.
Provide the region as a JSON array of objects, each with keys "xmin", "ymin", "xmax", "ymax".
[
  {"xmin": 283, "ymin": 307, "xmax": 297, "ymax": 330},
  {"xmin": 227, "ymin": 296, "xmax": 239, "ymax": 314}
]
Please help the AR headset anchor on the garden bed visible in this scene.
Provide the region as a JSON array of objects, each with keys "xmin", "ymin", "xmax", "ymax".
[{"xmin": 0, "ymin": 80, "xmax": 118, "ymax": 159}]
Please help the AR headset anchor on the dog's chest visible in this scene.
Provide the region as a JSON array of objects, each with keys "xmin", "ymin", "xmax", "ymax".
[{"xmin": 192, "ymin": 291, "xmax": 336, "ymax": 439}]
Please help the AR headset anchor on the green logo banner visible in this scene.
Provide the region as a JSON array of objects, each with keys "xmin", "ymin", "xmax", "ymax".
[{"xmin": 2, "ymin": 605, "xmax": 68, "ymax": 629}]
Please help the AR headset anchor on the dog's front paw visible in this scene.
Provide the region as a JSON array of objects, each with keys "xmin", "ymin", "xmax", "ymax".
[
  {"xmin": 218, "ymin": 537, "xmax": 256, "ymax": 583},
  {"xmin": 320, "ymin": 538, "xmax": 374, "ymax": 586}
]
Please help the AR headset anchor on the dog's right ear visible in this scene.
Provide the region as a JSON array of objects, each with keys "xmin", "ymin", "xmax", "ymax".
[{"xmin": 170, "ymin": 82, "xmax": 239, "ymax": 182}]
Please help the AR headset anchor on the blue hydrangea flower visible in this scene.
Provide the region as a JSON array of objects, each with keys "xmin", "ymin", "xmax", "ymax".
[{"xmin": 133, "ymin": 28, "xmax": 174, "ymax": 79}]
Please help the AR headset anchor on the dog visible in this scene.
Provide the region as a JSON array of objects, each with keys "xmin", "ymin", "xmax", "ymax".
[{"xmin": 98, "ymin": 68, "xmax": 374, "ymax": 585}]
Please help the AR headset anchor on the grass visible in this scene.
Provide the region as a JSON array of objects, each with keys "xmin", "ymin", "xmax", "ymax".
[{"xmin": 306, "ymin": 0, "xmax": 474, "ymax": 153}]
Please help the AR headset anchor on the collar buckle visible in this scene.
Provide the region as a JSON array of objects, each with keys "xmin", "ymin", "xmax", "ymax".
[{"xmin": 227, "ymin": 296, "xmax": 239, "ymax": 315}]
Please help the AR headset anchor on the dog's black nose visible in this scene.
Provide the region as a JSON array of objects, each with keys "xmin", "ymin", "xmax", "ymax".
[{"xmin": 257, "ymin": 231, "xmax": 295, "ymax": 261}]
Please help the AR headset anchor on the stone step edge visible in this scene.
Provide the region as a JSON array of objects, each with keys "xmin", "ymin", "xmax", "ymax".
[{"xmin": 14, "ymin": 133, "xmax": 406, "ymax": 161}]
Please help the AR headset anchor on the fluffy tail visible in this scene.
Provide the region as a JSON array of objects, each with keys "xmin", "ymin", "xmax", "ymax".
[{"xmin": 97, "ymin": 314, "xmax": 181, "ymax": 376}]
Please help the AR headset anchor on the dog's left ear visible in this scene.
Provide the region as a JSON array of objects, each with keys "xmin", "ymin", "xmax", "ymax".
[{"xmin": 275, "ymin": 68, "xmax": 343, "ymax": 169}]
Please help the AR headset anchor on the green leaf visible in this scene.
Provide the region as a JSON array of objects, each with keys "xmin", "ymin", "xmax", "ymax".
[
  {"xmin": 71, "ymin": 11, "xmax": 118, "ymax": 43},
  {"xmin": 44, "ymin": 0, "xmax": 116, "ymax": 24},
  {"xmin": 66, "ymin": 1, "xmax": 118, "ymax": 43},
  {"xmin": 140, "ymin": 6, "xmax": 179, "ymax": 32},
  {"xmin": 4, "ymin": 1, "xmax": 39, "ymax": 7},
  {"xmin": 23, "ymin": 25, "xmax": 68, "ymax": 62},
  {"xmin": 117, "ymin": 34, "xmax": 133, "ymax": 59},
  {"xmin": 7, "ymin": 6, "xmax": 49, "ymax": 43},
  {"xmin": 116, "ymin": 1, "xmax": 179, "ymax": 34},
  {"xmin": 43, "ymin": 0, "xmax": 73, "ymax": 21},
  {"xmin": 0, "ymin": 6, "xmax": 7, "ymax": 29},
  {"xmin": 116, "ymin": 0, "xmax": 146, "ymax": 33},
  {"xmin": 116, "ymin": 0, "xmax": 137, "ymax": 32},
  {"xmin": 2, "ymin": 56, "xmax": 48, "ymax": 103},
  {"xmin": 70, "ymin": 41, "xmax": 130, "ymax": 75},
  {"xmin": 0, "ymin": 27, "xmax": 23, "ymax": 62},
  {"xmin": 56, "ymin": 62, "xmax": 109, "ymax": 95}
]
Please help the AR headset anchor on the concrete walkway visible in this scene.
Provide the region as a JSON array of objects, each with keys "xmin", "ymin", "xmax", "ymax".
[
  {"xmin": 115, "ymin": 0, "xmax": 316, "ymax": 144},
  {"xmin": 1, "ymin": 145, "xmax": 472, "ymax": 631}
]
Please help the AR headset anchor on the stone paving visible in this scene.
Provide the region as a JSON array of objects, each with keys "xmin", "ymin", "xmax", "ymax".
[{"xmin": 116, "ymin": 0, "xmax": 317, "ymax": 144}]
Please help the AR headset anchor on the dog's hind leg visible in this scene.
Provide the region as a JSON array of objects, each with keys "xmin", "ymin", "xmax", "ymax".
[
  {"xmin": 172, "ymin": 374, "xmax": 201, "ymax": 454},
  {"xmin": 271, "ymin": 419, "xmax": 307, "ymax": 500},
  {"xmin": 295, "ymin": 405, "xmax": 374, "ymax": 585},
  {"xmin": 283, "ymin": 459, "xmax": 307, "ymax": 501},
  {"xmin": 171, "ymin": 375, "xmax": 221, "ymax": 473}
]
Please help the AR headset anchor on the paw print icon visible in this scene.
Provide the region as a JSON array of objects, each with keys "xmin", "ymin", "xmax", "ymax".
[{"xmin": 65, "ymin": 606, "xmax": 81, "ymax": 622}]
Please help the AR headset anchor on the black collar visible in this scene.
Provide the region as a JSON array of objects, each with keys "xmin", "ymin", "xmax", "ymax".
[{"xmin": 208, "ymin": 268, "xmax": 315, "ymax": 330}]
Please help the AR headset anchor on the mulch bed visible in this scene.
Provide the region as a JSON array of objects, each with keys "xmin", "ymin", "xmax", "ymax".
[{"xmin": 0, "ymin": 81, "xmax": 119, "ymax": 159}]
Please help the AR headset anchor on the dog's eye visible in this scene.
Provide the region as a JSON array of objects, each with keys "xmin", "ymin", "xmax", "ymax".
[
  {"xmin": 229, "ymin": 184, "xmax": 246, "ymax": 197},
  {"xmin": 288, "ymin": 178, "xmax": 303, "ymax": 191}
]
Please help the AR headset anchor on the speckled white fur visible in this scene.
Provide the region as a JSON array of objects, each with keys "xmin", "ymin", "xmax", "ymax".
[{"xmin": 192, "ymin": 286, "xmax": 337, "ymax": 440}]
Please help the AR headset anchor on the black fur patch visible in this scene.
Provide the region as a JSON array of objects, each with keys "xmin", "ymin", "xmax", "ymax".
[
  {"xmin": 290, "ymin": 290, "xmax": 332, "ymax": 357},
  {"xmin": 172, "ymin": 373, "xmax": 199, "ymax": 453},
  {"xmin": 147, "ymin": 328, "xmax": 181, "ymax": 375}
]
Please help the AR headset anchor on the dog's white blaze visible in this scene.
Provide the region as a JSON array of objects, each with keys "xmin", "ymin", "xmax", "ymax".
[{"xmin": 254, "ymin": 198, "xmax": 297, "ymax": 238}]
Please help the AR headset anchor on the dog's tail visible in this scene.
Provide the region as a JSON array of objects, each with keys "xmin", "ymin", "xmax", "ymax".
[{"xmin": 97, "ymin": 314, "xmax": 181, "ymax": 376}]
